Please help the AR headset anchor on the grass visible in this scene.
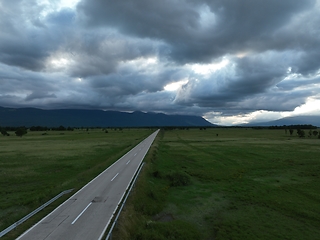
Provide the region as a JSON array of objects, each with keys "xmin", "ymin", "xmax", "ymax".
[
  {"xmin": 113, "ymin": 128, "xmax": 320, "ymax": 240},
  {"xmin": 0, "ymin": 128, "xmax": 154, "ymax": 240}
]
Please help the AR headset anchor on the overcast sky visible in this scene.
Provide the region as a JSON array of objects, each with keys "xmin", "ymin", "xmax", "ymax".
[{"xmin": 1, "ymin": 0, "xmax": 320, "ymax": 125}]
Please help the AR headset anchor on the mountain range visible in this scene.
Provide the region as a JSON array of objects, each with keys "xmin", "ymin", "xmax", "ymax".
[
  {"xmin": 1, "ymin": 106, "xmax": 319, "ymax": 128},
  {"xmin": 0, "ymin": 106, "xmax": 214, "ymax": 127}
]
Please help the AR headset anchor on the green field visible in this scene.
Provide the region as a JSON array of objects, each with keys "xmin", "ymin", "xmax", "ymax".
[
  {"xmin": 0, "ymin": 128, "xmax": 153, "ymax": 240},
  {"xmin": 1, "ymin": 128, "xmax": 320, "ymax": 240},
  {"xmin": 113, "ymin": 128, "xmax": 320, "ymax": 240}
]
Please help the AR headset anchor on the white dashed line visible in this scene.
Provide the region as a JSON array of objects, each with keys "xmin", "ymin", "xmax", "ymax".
[
  {"xmin": 111, "ymin": 173, "xmax": 119, "ymax": 181},
  {"xmin": 72, "ymin": 202, "xmax": 92, "ymax": 225}
]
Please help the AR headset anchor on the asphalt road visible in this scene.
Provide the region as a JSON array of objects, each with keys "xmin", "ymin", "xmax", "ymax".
[{"xmin": 17, "ymin": 130, "xmax": 159, "ymax": 240}]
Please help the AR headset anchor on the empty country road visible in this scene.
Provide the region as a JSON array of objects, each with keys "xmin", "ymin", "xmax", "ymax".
[{"xmin": 17, "ymin": 130, "xmax": 159, "ymax": 240}]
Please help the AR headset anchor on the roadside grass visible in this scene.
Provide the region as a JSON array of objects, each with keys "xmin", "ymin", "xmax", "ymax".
[
  {"xmin": 114, "ymin": 128, "xmax": 320, "ymax": 239},
  {"xmin": 0, "ymin": 128, "xmax": 153, "ymax": 240}
]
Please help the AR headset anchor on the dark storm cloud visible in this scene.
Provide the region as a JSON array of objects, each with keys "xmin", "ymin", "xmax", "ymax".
[
  {"xmin": 174, "ymin": 47, "xmax": 320, "ymax": 115},
  {"xmin": 77, "ymin": 0, "xmax": 199, "ymax": 40},
  {"xmin": 25, "ymin": 92, "xmax": 57, "ymax": 101},
  {"xmin": 276, "ymin": 76, "xmax": 320, "ymax": 91},
  {"xmin": 0, "ymin": 63, "xmax": 59, "ymax": 105},
  {"xmin": 88, "ymin": 73, "xmax": 161, "ymax": 97},
  {"xmin": 175, "ymin": 52, "xmax": 289, "ymax": 105},
  {"xmin": 0, "ymin": 0, "xmax": 75, "ymax": 71},
  {"xmin": 66, "ymin": 33, "xmax": 161, "ymax": 78},
  {"xmin": 78, "ymin": 0, "xmax": 316, "ymax": 63},
  {"xmin": 0, "ymin": 0, "xmax": 320, "ymax": 124},
  {"xmin": 296, "ymin": 51, "xmax": 320, "ymax": 75},
  {"xmin": 239, "ymin": 89, "xmax": 315, "ymax": 113}
]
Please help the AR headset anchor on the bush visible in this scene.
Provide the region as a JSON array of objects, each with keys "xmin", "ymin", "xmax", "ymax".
[
  {"xmin": 166, "ymin": 171, "xmax": 191, "ymax": 187},
  {"xmin": 15, "ymin": 127, "xmax": 27, "ymax": 137},
  {"xmin": 152, "ymin": 170, "xmax": 162, "ymax": 178},
  {"xmin": 1, "ymin": 128, "xmax": 9, "ymax": 136}
]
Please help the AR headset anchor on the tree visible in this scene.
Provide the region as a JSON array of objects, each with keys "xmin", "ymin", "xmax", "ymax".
[
  {"xmin": 297, "ymin": 129, "xmax": 305, "ymax": 138},
  {"xmin": 1, "ymin": 128, "xmax": 9, "ymax": 136},
  {"xmin": 313, "ymin": 131, "xmax": 318, "ymax": 137},
  {"xmin": 58, "ymin": 125, "xmax": 66, "ymax": 131},
  {"xmin": 67, "ymin": 127, "xmax": 74, "ymax": 131},
  {"xmin": 289, "ymin": 129, "xmax": 294, "ymax": 136},
  {"xmin": 15, "ymin": 127, "xmax": 27, "ymax": 137}
]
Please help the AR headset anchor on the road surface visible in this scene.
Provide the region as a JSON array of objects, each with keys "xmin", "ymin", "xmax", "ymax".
[{"xmin": 17, "ymin": 130, "xmax": 159, "ymax": 240}]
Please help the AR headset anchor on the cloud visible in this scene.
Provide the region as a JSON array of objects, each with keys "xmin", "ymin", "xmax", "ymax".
[
  {"xmin": 175, "ymin": 51, "xmax": 289, "ymax": 106},
  {"xmin": 0, "ymin": 0, "xmax": 320, "ymax": 125},
  {"xmin": 0, "ymin": 0, "xmax": 76, "ymax": 71},
  {"xmin": 78, "ymin": 0, "xmax": 316, "ymax": 62},
  {"xmin": 25, "ymin": 92, "xmax": 57, "ymax": 101}
]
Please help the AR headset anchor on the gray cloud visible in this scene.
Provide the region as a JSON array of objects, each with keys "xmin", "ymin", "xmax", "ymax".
[
  {"xmin": 0, "ymin": 0, "xmax": 320, "ymax": 124},
  {"xmin": 276, "ymin": 76, "xmax": 320, "ymax": 91},
  {"xmin": 25, "ymin": 92, "xmax": 57, "ymax": 101},
  {"xmin": 0, "ymin": 1, "xmax": 76, "ymax": 71},
  {"xmin": 65, "ymin": 33, "xmax": 161, "ymax": 78},
  {"xmin": 78, "ymin": 0, "xmax": 316, "ymax": 62},
  {"xmin": 175, "ymin": 52, "xmax": 289, "ymax": 105}
]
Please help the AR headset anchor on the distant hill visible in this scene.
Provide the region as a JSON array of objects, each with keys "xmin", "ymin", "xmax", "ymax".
[
  {"xmin": 0, "ymin": 106, "xmax": 214, "ymax": 127},
  {"xmin": 245, "ymin": 115, "xmax": 320, "ymax": 127}
]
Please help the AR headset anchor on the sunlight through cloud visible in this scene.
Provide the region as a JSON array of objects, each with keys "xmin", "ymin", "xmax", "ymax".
[
  {"xmin": 164, "ymin": 79, "xmax": 189, "ymax": 92},
  {"xmin": 36, "ymin": 0, "xmax": 79, "ymax": 18},
  {"xmin": 190, "ymin": 58, "xmax": 229, "ymax": 76}
]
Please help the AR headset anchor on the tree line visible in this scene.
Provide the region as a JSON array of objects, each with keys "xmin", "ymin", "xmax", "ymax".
[
  {"xmin": 268, "ymin": 124, "xmax": 317, "ymax": 130},
  {"xmin": 1, "ymin": 126, "xmax": 27, "ymax": 137},
  {"xmin": 1, "ymin": 124, "xmax": 319, "ymax": 138},
  {"xmin": 289, "ymin": 129, "xmax": 320, "ymax": 138},
  {"xmin": 0, "ymin": 125, "xmax": 75, "ymax": 137},
  {"xmin": 272, "ymin": 124, "xmax": 319, "ymax": 138}
]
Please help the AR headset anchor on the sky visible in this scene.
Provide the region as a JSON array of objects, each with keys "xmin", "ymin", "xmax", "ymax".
[{"xmin": 0, "ymin": 0, "xmax": 320, "ymax": 125}]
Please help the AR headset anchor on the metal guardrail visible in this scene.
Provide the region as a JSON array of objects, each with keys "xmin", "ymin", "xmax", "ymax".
[
  {"xmin": 105, "ymin": 162, "xmax": 145, "ymax": 240},
  {"xmin": 0, "ymin": 189, "xmax": 73, "ymax": 238}
]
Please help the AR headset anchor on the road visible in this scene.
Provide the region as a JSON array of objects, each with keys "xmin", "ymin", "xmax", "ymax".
[{"xmin": 17, "ymin": 130, "xmax": 159, "ymax": 240}]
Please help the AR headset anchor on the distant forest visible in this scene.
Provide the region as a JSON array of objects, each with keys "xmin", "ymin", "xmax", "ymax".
[
  {"xmin": 0, "ymin": 124, "xmax": 318, "ymax": 132},
  {"xmin": 255, "ymin": 124, "xmax": 318, "ymax": 130},
  {"xmin": 1, "ymin": 124, "xmax": 319, "ymax": 138}
]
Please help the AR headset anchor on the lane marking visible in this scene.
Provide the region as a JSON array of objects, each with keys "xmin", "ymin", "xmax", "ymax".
[
  {"xmin": 126, "ymin": 160, "xmax": 131, "ymax": 165},
  {"xmin": 111, "ymin": 173, "xmax": 119, "ymax": 181},
  {"xmin": 71, "ymin": 202, "xmax": 92, "ymax": 225},
  {"xmin": 134, "ymin": 153, "xmax": 137, "ymax": 156}
]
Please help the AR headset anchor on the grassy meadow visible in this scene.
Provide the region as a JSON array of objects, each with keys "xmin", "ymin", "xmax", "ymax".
[
  {"xmin": 0, "ymin": 128, "xmax": 154, "ymax": 240},
  {"xmin": 113, "ymin": 128, "xmax": 320, "ymax": 240}
]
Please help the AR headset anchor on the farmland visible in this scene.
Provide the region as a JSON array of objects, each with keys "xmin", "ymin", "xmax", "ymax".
[
  {"xmin": 1, "ymin": 127, "xmax": 320, "ymax": 239},
  {"xmin": 0, "ymin": 128, "xmax": 153, "ymax": 240},
  {"xmin": 113, "ymin": 128, "xmax": 320, "ymax": 240}
]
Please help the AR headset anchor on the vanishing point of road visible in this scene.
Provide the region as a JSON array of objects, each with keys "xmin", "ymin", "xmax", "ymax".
[{"xmin": 17, "ymin": 130, "xmax": 159, "ymax": 240}]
